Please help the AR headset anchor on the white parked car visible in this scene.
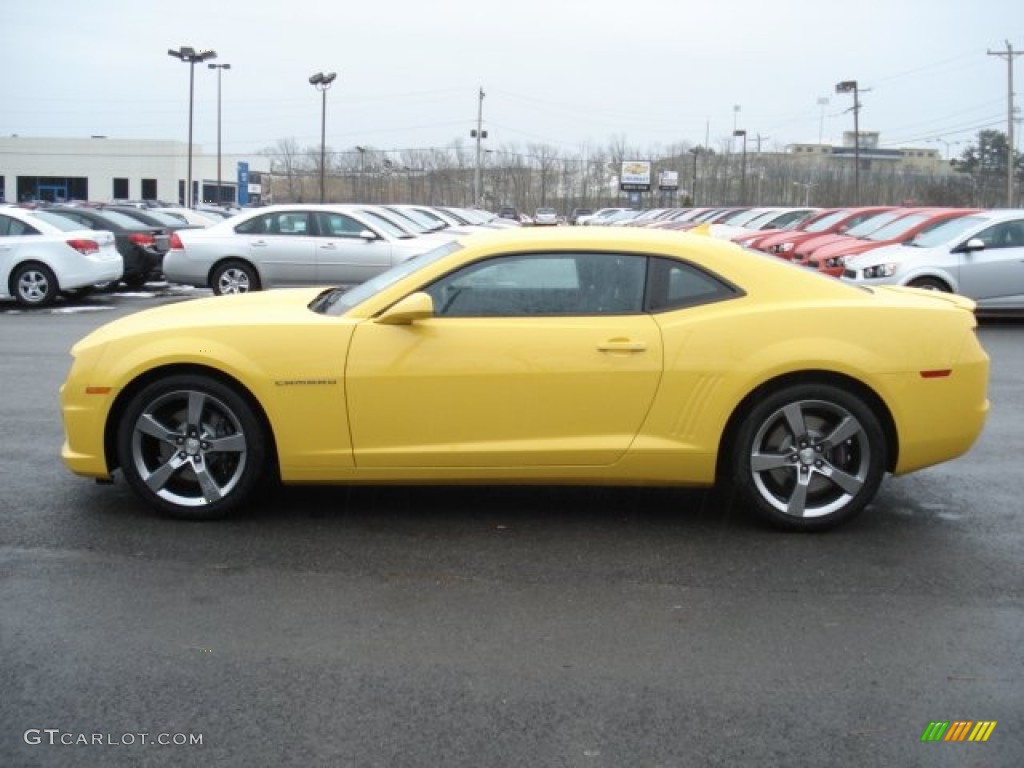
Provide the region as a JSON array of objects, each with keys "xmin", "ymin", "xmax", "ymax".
[
  {"xmin": 163, "ymin": 204, "xmax": 456, "ymax": 295},
  {"xmin": 0, "ymin": 207, "xmax": 123, "ymax": 307},
  {"xmin": 842, "ymin": 208, "xmax": 1024, "ymax": 314},
  {"xmin": 533, "ymin": 207, "xmax": 560, "ymax": 226}
]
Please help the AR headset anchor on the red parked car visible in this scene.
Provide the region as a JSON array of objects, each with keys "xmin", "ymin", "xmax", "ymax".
[
  {"xmin": 788, "ymin": 208, "xmax": 905, "ymax": 265},
  {"xmin": 756, "ymin": 207, "xmax": 895, "ymax": 260},
  {"xmin": 807, "ymin": 208, "xmax": 980, "ymax": 277}
]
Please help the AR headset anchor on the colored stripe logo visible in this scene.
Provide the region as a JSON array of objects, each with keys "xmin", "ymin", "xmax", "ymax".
[{"xmin": 921, "ymin": 721, "xmax": 997, "ymax": 742}]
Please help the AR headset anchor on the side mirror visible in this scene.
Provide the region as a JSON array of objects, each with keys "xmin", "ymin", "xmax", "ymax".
[
  {"xmin": 960, "ymin": 238, "xmax": 986, "ymax": 253},
  {"xmin": 375, "ymin": 292, "xmax": 435, "ymax": 325},
  {"xmin": 359, "ymin": 229, "xmax": 378, "ymax": 241}
]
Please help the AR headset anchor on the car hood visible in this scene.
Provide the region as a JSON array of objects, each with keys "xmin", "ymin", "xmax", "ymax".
[{"xmin": 73, "ymin": 287, "xmax": 332, "ymax": 352}]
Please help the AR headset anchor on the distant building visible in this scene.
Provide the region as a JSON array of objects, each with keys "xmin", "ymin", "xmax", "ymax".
[
  {"xmin": 785, "ymin": 132, "xmax": 950, "ymax": 175},
  {"xmin": 0, "ymin": 135, "xmax": 269, "ymax": 205}
]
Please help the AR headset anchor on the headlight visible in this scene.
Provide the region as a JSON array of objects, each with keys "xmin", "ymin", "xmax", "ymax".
[
  {"xmin": 862, "ymin": 263, "xmax": 897, "ymax": 279},
  {"xmin": 774, "ymin": 242, "xmax": 794, "ymax": 253},
  {"xmin": 825, "ymin": 256, "xmax": 843, "ymax": 267}
]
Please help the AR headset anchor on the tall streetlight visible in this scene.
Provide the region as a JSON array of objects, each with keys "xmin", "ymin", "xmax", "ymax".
[
  {"xmin": 688, "ymin": 147, "xmax": 700, "ymax": 205},
  {"xmin": 835, "ymin": 80, "xmax": 861, "ymax": 204},
  {"xmin": 931, "ymin": 138, "xmax": 960, "ymax": 162},
  {"xmin": 309, "ymin": 71, "xmax": 337, "ymax": 203},
  {"xmin": 733, "ymin": 129, "xmax": 747, "ymax": 204},
  {"xmin": 168, "ymin": 46, "xmax": 217, "ymax": 208},
  {"xmin": 208, "ymin": 62, "xmax": 231, "ymax": 204}
]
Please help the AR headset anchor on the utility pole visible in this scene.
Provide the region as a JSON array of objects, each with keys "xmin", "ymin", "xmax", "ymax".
[
  {"xmin": 471, "ymin": 87, "xmax": 487, "ymax": 207},
  {"xmin": 835, "ymin": 80, "xmax": 861, "ymax": 205},
  {"xmin": 754, "ymin": 134, "xmax": 770, "ymax": 153},
  {"xmin": 988, "ymin": 41, "xmax": 1022, "ymax": 207}
]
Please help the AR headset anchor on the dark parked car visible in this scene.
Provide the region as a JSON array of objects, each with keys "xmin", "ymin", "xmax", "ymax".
[
  {"xmin": 569, "ymin": 207, "xmax": 593, "ymax": 225},
  {"xmin": 45, "ymin": 206, "xmax": 167, "ymax": 287}
]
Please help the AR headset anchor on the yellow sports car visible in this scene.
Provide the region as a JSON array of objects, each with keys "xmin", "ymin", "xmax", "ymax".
[{"xmin": 60, "ymin": 227, "xmax": 990, "ymax": 531}]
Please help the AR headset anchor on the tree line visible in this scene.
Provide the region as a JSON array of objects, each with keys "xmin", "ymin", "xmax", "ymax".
[{"xmin": 259, "ymin": 130, "xmax": 1023, "ymax": 212}]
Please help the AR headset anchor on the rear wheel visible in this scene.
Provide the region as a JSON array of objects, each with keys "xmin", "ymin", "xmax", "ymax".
[
  {"xmin": 730, "ymin": 383, "xmax": 886, "ymax": 531},
  {"xmin": 116, "ymin": 375, "xmax": 266, "ymax": 520},
  {"xmin": 211, "ymin": 261, "xmax": 260, "ymax": 295},
  {"xmin": 11, "ymin": 262, "xmax": 59, "ymax": 307}
]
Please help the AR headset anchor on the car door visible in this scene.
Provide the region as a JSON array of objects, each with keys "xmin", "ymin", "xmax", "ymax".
[
  {"xmin": 236, "ymin": 211, "xmax": 317, "ymax": 286},
  {"xmin": 313, "ymin": 211, "xmax": 393, "ymax": 287},
  {"xmin": 958, "ymin": 218, "xmax": 1024, "ymax": 306},
  {"xmin": 345, "ymin": 251, "xmax": 664, "ymax": 468}
]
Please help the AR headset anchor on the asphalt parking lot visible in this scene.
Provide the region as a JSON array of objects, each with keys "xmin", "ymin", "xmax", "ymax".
[{"xmin": 1, "ymin": 291, "xmax": 1022, "ymax": 767}]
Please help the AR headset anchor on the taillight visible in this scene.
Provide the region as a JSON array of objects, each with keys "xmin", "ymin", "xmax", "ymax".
[
  {"xmin": 67, "ymin": 239, "xmax": 100, "ymax": 255},
  {"xmin": 128, "ymin": 233, "xmax": 156, "ymax": 247},
  {"xmin": 169, "ymin": 232, "xmax": 184, "ymax": 250}
]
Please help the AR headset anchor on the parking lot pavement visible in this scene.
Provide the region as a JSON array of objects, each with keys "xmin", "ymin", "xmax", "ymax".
[
  {"xmin": 1, "ymin": 298, "xmax": 1022, "ymax": 768},
  {"xmin": 0, "ymin": 281, "xmax": 208, "ymax": 316}
]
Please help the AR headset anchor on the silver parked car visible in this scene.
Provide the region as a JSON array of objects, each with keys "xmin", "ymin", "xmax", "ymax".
[
  {"xmin": 163, "ymin": 205, "xmax": 457, "ymax": 295},
  {"xmin": 842, "ymin": 208, "xmax": 1024, "ymax": 314}
]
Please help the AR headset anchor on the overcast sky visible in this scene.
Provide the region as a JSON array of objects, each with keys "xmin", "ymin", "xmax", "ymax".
[{"xmin": 2, "ymin": 0, "xmax": 1020, "ymax": 160}]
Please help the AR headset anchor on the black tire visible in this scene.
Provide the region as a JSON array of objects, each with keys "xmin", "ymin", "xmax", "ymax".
[
  {"xmin": 116, "ymin": 374, "xmax": 267, "ymax": 520},
  {"xmin": 907, "ymin": 276, "xmax": 950, "ymax": 292},
  {"xmin": 211, "ymin": 260, "xmax": 260, "ymax": 296},
  {"xmin": 11, "ymin": 262, "xmax": 59, "ymax": 307},
  {"xmin": 122, "ymin": 272, "xmax": 149, "ymax": 290},
  {"xmin": 729, "ymin": 383, "xmax": 886, "ymax": 531}
]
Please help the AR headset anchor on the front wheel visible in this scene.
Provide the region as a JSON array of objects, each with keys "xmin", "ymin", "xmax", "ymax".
[
  {"xmin": 729, "ymin": 383, "xmax": 887, "ymax": 531},
  {"xmin": 211, "ymin": 260, "xmax": 260, "ymax": 296},
  {"xmin": 907, "ymin": 276, "xmax": 950, "ymax": 292},
  {"xmin": 116, "ymin": 375, "xmax": 267, "ymax": 520}
]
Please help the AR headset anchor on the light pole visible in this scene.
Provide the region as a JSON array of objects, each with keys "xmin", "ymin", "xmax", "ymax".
[
  {"xmin": 168, "ymin": 46, "xmax": 217, "ymax": 208},
  {"xmin": 733, "ymin": 129, "xmax": 747, "ymax": 204},
  {"xmin": 931, "ymin": 138, "xmax": 960, "ymax": 162},
  {"xmin": 793, "ymin": 181, "xmax": 815, "ymax": 206},
  {"xmin": 208, "ymin": 63, "xmax": 231, "ymax": 205},
  {"xmin": 355, "ymin": 146, "xmax": 367, "ymax": 201},
  {"xmin": 308, "ymin": 71, "xmax": 337, "ymax": 203},
  {"xmin": 835, "ymin": 80, "xmax": 861, "ymax": 204},
  {"xmin": 688, "ymin": 147, "xmax": 699, "ymax": 206}
]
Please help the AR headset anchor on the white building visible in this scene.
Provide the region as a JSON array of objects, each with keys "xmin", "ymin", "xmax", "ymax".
[{"xmin": 0, "ymin": 135, "xmax": 270, "ymax": 205}]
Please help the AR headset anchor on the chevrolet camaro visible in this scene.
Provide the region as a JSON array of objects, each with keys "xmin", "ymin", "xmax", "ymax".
[{"xmin": 61, "ymin": 228, "xmax": 990, "ymax": 531}]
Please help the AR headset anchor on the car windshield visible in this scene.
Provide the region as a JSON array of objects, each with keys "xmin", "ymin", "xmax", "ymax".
[
  {"xmin": 804, "ymin": 209, "xmax": 852, "ymax": 232},
  {"xmin": 907, "ymin": 214, "xmax": 988, "ymax": 247},
  {"xmin": 92, "ymin": 210, "xmax": 152, "ymax": 230},
  {"xmin": 26, "ymin": 210, "xmax": 86, "ymax": 232},
  {"xmin": 356, "ymin": 210, "xmax": 415, "ymax": 239},
  {"xmin": 385, "ymin": 206, "xmax": 445, "ymax": 231},
  {"xmin": 863, "ymin": 212, "xmax": 932, "ymax": 241},
  {"xmin": 311, "ymin": 241, "xmax": 464, "ymax": 316},
  {"xmin": 844, "ymin": 211, "xmax": 903, "ymax": 237}
]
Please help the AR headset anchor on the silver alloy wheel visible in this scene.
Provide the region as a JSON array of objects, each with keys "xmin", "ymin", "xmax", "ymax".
[
  {"xmin": 748, "ymin": 399, "xmax": 871, "ymax": 519},
  {"xmin": 217, "ymin": 266, "xmax": 252, "ymax": 294},
  {"xmin": 17, "ymin": 269, "xmax": 51, "ymax": 304},
  {"xmin": 129, "ymin": 388, "xmax": 249, "ymax": 507}
]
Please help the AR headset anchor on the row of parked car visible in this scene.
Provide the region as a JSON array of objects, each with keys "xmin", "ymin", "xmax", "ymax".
[
  {"xmin": 0, "ymin": 202, "xmax": 520, "ymax": 307},
  {"xmin": 4, "ymin": 199, "xmax": 1022, "ymax": 313},
  {"xmin": 588, "ymin": 204, "xmax": 1024, "ymax": 314}
]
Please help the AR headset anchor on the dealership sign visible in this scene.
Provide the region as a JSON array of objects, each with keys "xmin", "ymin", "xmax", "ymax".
[
  {"xmin": 658, "ymin": 171, "xmax": 679, "ymax": 191},
  {"xmin": 620, "ymin": 160, "xmax": 651, "ymax": 192}
]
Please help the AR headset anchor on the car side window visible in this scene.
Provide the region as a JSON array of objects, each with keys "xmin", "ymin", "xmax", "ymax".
[
  {"xmin": 971, "ymin": 221, "xmax": 1024, "ymax": 249},
  {"xmin": 425, "ymin": 252, "xmax": 646, "ymax": 317},
  {"xmin": 235, "ymin": 212, "xmax": 310, "ymax": 236},
  {"xmin": 0, "ymin": 215, "xmax": 39, "ymax": 236},
  {"xmin": 315, "ymin": 212, "xmax": 368, "ymax": 238},
  {"xmin": 646, "ymin": 257, "xmax": 739, "ymax": 312}
]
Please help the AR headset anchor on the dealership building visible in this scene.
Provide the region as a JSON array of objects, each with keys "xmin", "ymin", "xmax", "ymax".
[{"xmin": 0, "ymin": 135, "xmax": 270, "ymax": 205}]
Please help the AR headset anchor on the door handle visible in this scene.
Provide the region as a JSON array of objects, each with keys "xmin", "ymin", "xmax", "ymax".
[
  {"xmin": 318, "ymin": 242, "xmax": 338, "ymax": 250},
  {"xmin": 597, "ymin": 339, "xmax": 647, "ymax": 353},
  {"xmin": 251, "ymin": 239, "xmax": 268, "ymax": 247}
]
